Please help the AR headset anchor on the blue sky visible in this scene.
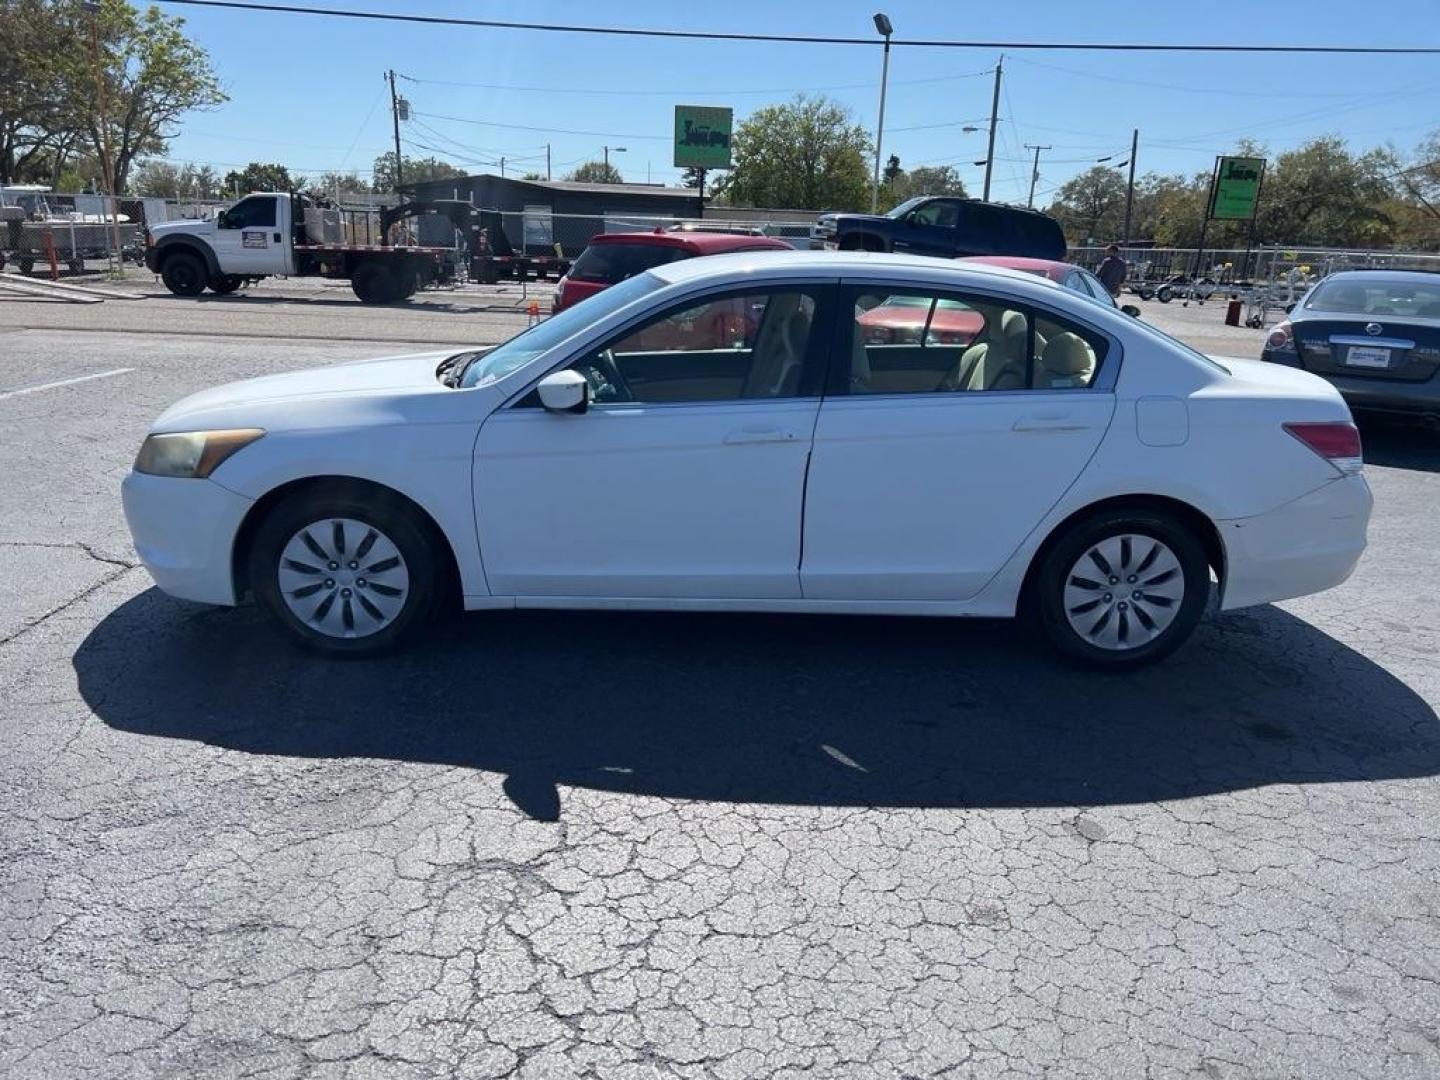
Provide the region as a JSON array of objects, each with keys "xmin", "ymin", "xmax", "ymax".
[{"xmin": 160, "ymin": 0, "xmax": 1440, "ymax": 201}]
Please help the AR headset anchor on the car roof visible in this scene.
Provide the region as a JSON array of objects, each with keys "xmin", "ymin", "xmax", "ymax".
[
  {"xmin": 589, "ymin": 231, "xmax": 791, "ymax": 254},
  {"xmin": 960, "ymin": 255, "xmax": 1073, "ymax": 277},
  {"xmin": 649, "ymin": 249, "xmax": 1077, "ymax": 300},
  {"xmin": 1316, "ymin": 268, "xmax": 1440, "ymax": 282}
]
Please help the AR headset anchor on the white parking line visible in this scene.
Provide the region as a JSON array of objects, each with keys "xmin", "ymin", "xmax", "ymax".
[{"xmin": 0, "ymin": 367, "xmax": 135, "ymax": 401}]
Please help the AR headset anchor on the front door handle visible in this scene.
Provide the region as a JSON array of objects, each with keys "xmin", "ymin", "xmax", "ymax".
[
  {"xmin": 1013, "ymin": 412, "xmax": 1091, "ymax": 432},
  {"xmin": 273, "ymin": 232, "xmax": 281, "ymax": 242},
  {"xmin": 724, "ymin": 426, "xmax": 800, "ymax": 445}
]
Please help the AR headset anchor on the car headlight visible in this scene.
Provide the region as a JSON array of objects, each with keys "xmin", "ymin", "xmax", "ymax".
[{"xmin": 133, "ymin": 428, "xmax": 265, "ymax": 478}]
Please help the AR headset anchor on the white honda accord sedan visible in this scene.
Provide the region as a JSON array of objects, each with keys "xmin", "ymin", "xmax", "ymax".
[{"xmin": 122, "ymin": 251, "xmax": 1371, "ymax": 667}]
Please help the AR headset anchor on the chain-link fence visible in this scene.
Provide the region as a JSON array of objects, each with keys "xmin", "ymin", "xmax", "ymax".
[{"xmin": 0, "ymin": 192, "xmax": 153, "ymax": 275}]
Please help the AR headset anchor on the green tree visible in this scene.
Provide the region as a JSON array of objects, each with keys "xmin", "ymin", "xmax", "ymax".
[
  {"xmin": 1252, "ymin": 137, "xmax": 1397, "ymax": 247},
  {"xmin": 305, "ymin": 169, "xmax": 367, "ymax": 197},
  {"xmin": 887, "ymin": 164, "xmax": 968, "ymax": 205},
  {"xmin": 520, "ymin": 171, "xmax": 545, "ymax": 181},
  {"xmin": 132, "ymin": 159, "xmax": 219, "ymax": 198},
  {"xmin": 0, "ymin": 0, "xmax": 75, "ymax": 182},
  {"xmin": 371, "ymin": 151, "xmax": 464, "ymax": 192},
  {"xmin": 882, "ymin": 153, "xmax": 902, "ymax": 186},
  {"xmin": 566, "ymin": 160, "xmax": 623, "ymax": 184},
  {"xmin": 716, "ymin": 95, "xmax": 872, "ymax": 211},
  {"xmin": 66, "ymin": 0, "xmax": 226, "ymax": 193},
  {"xmin": 680, "ymin": 165, "xmax": 708, "ymax": 188},
  {"xmin": 221, "ymin": 161, "xmax": 294, "ymax": 195},
  {"xmin": 1046, "ymin": 165, "xmax": 1128, "ymax": 244}
]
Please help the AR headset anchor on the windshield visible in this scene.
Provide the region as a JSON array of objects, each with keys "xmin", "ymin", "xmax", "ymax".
[
  {"xmin": 885, "ymin": 196, "xmax": 927, "ymax": 220},
  {"xmin": 1304, "ymin": 275, "xmax": 1440, "ymax": 317},
  {"xmin": 459, "ymin": 272, "xmax": 666, "ymax": 388}
]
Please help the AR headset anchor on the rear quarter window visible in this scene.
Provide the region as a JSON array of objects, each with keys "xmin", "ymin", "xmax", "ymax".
[{"xmin": 569, "ymin": 242, "xmax": 688, "ymax": 284}]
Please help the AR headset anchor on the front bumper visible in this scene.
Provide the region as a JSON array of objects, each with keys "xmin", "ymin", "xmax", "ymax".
[
  {"xmin": 1218, "ymin": 473, "xmax": 1372, "ymax": 611},
  {"xmin": 1261, "ymin": 350, "xmax": 1440, "ymax": 416},
  {"xmin": 121, "ymin": 471, "xmax": 254, "ymax": 606}
]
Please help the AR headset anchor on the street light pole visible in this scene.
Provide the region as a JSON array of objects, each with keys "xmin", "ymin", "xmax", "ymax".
[
  {"xmin": 982, "ymin": 55, "xmax": 1003, "ymax": 202},
  {"xmin": 870, "ymin": 12, "xmax": 893, "ymax": 214},
  {"xmin": 603, "ymin": 145, "xmax": 627, "ymax": 182},
  {"xmin": 1025, "ymin": 143, "xmax": 1051, "ymax": 208}
]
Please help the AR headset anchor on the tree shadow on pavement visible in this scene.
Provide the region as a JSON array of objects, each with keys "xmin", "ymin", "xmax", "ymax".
[{"xmin": 76, "ymin": 592, "xmax": 1440, "ymax": 820}]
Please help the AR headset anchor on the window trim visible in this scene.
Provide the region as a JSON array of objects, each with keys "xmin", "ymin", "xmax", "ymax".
[
  {"xmin": 828, "ymin": 280, "xmax": 1122, "ymax": 398},
  {"xmin": 503, "ymin": 281, "xmax": 840, "ymax": 410}
]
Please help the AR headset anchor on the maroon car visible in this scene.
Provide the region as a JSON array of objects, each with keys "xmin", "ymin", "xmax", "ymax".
[{"xmin": 553, "ymin": 230, "xmax": 793, "ymax": 313}]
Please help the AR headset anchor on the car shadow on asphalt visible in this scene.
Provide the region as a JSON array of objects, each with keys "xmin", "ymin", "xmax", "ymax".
[
  {"xmin": 1356, "ymin": 414, "xmax": 1440, "ymax": 474},
  {"xmin": 75, "ymin": 591, "xmax": 1440, "ymax": 821}
]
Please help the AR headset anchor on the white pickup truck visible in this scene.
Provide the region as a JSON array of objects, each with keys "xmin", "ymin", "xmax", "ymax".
[{"xmin": 144, "ymin": 191, "xmax": 452, "ymax": 303}]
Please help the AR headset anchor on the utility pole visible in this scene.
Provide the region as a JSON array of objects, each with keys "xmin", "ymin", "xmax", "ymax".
[
  {"xmin": 546, "ymin": 144, "xmax": 551, "ymax": 181},
  {"xmin": 1121, "ymin": 128, "xmax": 1139, "ymax": 245},
  {"xmin": 499, "ymin": 156, "xmax": 506, "ymax": 178},
  {"xmin": 1025, "ymin": 143, "xmax": 1051, "ymax": 208},
  {"xmin": 83, "ymin": 1, "xmax": 123, "ymax": 272},
  {"xmin": 982, "ymin": 56, "xmax": 1003, "ymax": 203},
  {"xmin": 387, "ymin": 70, "xmax": 404, "ymax": 191}
]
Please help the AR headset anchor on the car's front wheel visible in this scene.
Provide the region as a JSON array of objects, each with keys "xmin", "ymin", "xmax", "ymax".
[
  {"xmin": 1032, "ymin": 508, "xmax": 1209, "ymax": 669},
  {"xmin": 248, "ymin": 488, "xmax": 443, "ymax": 656}
]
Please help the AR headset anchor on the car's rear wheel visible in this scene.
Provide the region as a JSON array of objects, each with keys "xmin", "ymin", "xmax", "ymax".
[
  {"xmin": 161, "ymin": 250, "xmax": 207, "ymax": 296},
  {"xmin": 1032, "ymin": 508, "xmax": 1208, "ymax": 669},
  {"xmin": 249, "ymin": 489, "xmax": 442, "ymax": 656}
]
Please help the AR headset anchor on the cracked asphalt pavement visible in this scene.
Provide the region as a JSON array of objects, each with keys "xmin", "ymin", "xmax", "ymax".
[{"xmin": 2, "ymin": 292, "xmax": 1439, "ymax": 1078}]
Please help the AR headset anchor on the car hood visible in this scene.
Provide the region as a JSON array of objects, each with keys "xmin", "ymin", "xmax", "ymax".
[
  {"xmin": 153, "ymin": 350, "xmax": 461, "ymax": 430},
  {"xmin": 818, "ymin": 211, "xmax": 889, "ymax": 226}
]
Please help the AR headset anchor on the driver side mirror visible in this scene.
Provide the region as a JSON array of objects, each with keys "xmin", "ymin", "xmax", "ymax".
[
  {"xmin": 216, "ymin": 209, "xmax": 231, "ymax": 229},
  {"xmin": 538, "ymin": 369, "xmax": 589, "ymax": 414},
  {"xmin": 1121, "ymin": 304, "xmax": 1141, "ymax": 318}
]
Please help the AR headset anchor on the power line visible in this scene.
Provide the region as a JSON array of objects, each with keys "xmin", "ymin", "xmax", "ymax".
[
  {"xmin": 155, "ymin": 1, "xmax": 1440, "ymax": 54},
  {"xmin": 398, "ymin": 68, "xmax": 993, "ymax": 98},
  {"xmin": 1010, "ymin": 55, "xmax": 1440, "ymax": 98},
  {"xmin": 412, "ymin": 110, "xmax": 670, "ymax": 142}
]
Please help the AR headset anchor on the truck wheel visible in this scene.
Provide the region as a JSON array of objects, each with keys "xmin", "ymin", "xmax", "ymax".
[
  {"xmin": 208, "ymin": 274, "xmax": 244, "ymax": 295},
  {"xmin": 161, "ymin": 251, "xmax": 207, "ymax": 296},
  {"xmin": 1156, "ymin": 284, "xmax": 1174, "ymax": 304},
  {"xmin": 352, "ymin": 262, "xmax": 398, "ymax": 303},
  {"xmin": 18, "ymin": 256, "xmax": 34, "ymax": 275},
  {"xmin": 67, "ymin": 258, "xmax": 85, "ymax": 273}
]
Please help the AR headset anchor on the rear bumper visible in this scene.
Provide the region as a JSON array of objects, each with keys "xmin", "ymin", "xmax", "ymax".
[
  {"xmin": 1218, "ymin": 473, "xmax": 1372, "ymax": 611},
  {"xmin": 1261, "ymin": 351, "xmax": 1440, "ymax": 416},
  {"xmin": 121, "ymin": 471, "xmax": 252, "ymax": 606}
]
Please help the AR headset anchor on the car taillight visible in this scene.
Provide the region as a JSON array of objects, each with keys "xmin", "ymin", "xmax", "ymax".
[
  {"xmin": 1266, "ymin": 320, "xmax": 1294, "ymax": 351},
  {"xmin": 1284, "ymin": 421, "xmax": 1363, "ymax": 475}
]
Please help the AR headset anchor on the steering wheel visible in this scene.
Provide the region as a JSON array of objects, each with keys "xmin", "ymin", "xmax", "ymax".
[{"xmin": 588, "ymin": 348, "xmax": 633, "ymax": 403}]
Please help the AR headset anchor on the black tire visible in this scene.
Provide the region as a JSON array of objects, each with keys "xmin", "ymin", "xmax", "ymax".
[
  {"xmin": 18, "ymin": 256, "xmax": 34, "ymax": 275},
  {"xmin": 1156, "ymin": 283, "xmax": 1173, "ymax": 304},
  {"xmin": 208, "ymin": 273, "xmax": 244, "ymax": 295},
  {"xmin": 67, "ymin": 257, "xmax": 84, "ymax": 273},
  {"xmin": 161, "ymin": 250, "xmax": 207, "ymax": 296},
  {"xmin": 351, "ymin": 261, "xmax": 399, "ymax": 303},
  {"xmin": 1031, "ymin": 507, "xmax": 1209, "ymax": 670},
  {"xmin": 248, "ymin": 487, "xmax": 444, "ymax": 657}
]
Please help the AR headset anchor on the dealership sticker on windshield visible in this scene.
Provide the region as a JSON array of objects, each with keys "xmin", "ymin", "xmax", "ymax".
[{"xmin": 1345, "ymin": 346, "xmax": 1391, "ymax": 368}]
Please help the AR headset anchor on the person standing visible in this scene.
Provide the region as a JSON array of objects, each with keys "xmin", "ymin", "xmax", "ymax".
[{"xmin": 1097, "ymin": 244, "xmax": 1127, "ymax": 299}]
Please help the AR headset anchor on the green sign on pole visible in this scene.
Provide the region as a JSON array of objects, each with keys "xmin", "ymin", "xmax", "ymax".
[
  {"xmin": 674, "ymin": 105, "xmax": 733, "ymax": 170},
  {"xmin": 1210, "ymin": 156, "xmax": 1266, "ymax": 221}
]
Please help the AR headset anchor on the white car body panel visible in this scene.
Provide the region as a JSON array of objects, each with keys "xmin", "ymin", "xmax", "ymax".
[{"xmin": 121, "ymin": 250, "xmax": 1371, "ymax": 630}]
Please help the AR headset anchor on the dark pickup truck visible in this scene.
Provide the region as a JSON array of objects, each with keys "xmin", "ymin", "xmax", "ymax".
[{"xmin": 811, "ymin": 196, "xmax": 1065, "ymax": 261}]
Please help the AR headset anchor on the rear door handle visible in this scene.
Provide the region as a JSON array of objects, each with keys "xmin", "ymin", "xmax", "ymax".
[
  {"xmin": 1013, "ymin": 412, "xmax": 1091, "ymax": 432},
  {"xmin": 724, "ymin": 426, "xmax": 800, "ymax": 445}
]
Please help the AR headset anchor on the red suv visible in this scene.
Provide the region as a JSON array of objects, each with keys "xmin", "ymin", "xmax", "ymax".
[{"xmin": 553, "ymin": 230, "xmax": 793, "ymax": 312}]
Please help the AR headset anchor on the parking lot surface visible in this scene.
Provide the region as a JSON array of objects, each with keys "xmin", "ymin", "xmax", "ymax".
[{"xmin": 2, "ymin": 286, "xmax": 1438, "ymax": 1079}]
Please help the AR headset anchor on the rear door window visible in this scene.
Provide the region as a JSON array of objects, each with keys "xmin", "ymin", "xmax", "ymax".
[{"xmin": 568, "ymin": 242, "xmax": 688, "ymax": 284}]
